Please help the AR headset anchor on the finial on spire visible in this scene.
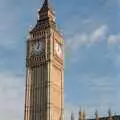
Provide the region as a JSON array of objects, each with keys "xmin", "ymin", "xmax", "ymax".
[
  {"xmin": 42, "ymin": 0, "xmax": 49, "ymax": 8},
  {"xmin": 108, "ymin": 108, "xmax": 112, "ymax": 119},
  {"xmin": 39, "ymin": 0, "xmax": 55, "ymax": 14},
  {"xmin": 108, "ymin": 109, "xmax": 111, "ymax": 115},
  {"xmin": 95, "ymin": 110, "xmax": 99, "ymax": 120},
  {"xmin": 79, "ymin": 108, "xmax": 83, "ymax": 120},
  {"xmin": 71, "ymin": 112, "xmax": 74, "ymax": 120},
  {"xmin": 83, "ymin": 110, "xmax": 86, "ymax": 120}
]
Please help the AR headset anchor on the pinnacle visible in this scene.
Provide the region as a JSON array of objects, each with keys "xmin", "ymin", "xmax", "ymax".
[
  {"xmin": 39, "ymin": 0, "xmax": 55, "ymax": 14},
  {"xmin": 42, "ymin": 0, "xmax": 49, "ymax": 8}
]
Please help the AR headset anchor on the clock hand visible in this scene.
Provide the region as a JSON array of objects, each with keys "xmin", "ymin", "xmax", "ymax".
[{"xmin": 37, "ymin": 44, "xmax": 39, "ymax": 49}]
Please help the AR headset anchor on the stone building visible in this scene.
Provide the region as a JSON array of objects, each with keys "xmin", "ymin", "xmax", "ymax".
[
  {"xmin": 70, "ymin": 109, "xmax": 120, "ymax": 120},
  {"xmin": 23, "ymin": 0, "xmax": 119, "ymax": 120},
  {"xmin": 24, "ymin": 0, "xmax": 64, "ymax": 120}
]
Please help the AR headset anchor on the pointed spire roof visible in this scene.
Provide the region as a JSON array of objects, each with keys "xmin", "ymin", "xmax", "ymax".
[
  {"xmin": 95, "ymin": 110, "xmax": 99, "ymax": 120},
  {"xmin": 39, "ymin": 0, "xmax": 55, "ymax": 15},
  {"xmin": 83, "ymin": 110, "xmax": 86, "ymax": 119},
  {"xmin": 42, "ymin": 0, "xmax": 49, "ymax": 9},
  {"xmin": 71, "ymin": 112, "xmax": 74, "ymax": 120},
  {"xmin": 79, "ymin": 109, "xmax": 83, "ymax": 120},
  {"xmin": 108, "ymin": 108, "xmax": 112, "ymax": 117}
]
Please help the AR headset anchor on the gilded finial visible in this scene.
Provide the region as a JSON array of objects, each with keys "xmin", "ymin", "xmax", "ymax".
[{"xmin": 95, "ymin": 110, "xmax": 99, "ymax": 120}]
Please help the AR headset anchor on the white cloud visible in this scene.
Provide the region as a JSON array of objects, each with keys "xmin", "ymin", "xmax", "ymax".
[
  {"xmin": 66, "ymin": 25, "xmax": 109, "ymax": 52},
  {"xmin": 66, "ymin": 33, "xmax": 89, "ymax": 51},
  {"xmin": 107, "ymin": 34, "xmax": 120, "ymax": 46},
  {"xmin": 66, "ymin": 24, "xmax": 120, "ymax": 53},
  {"xmin": 64, "ymin": 73, "xmax": 119, "ymax": 119},
  {"xmin": 65, "ymin": 24, "xmax": 120, "ymax": 65},
  {"xmin": 80, "ymin": 73, "xmax": 116, "ymax": 93},
  {"xmin": 64, "ymin": 103, "xmax": 79, "ymax": 120},
  {"xmin": 82, "ymin": 18, "xmax": 92, "ymax": 24},
  {"xmin": 76, "ymin": 74, "xmax": 119, "ymax": 114},
  {"xmin": 0, "ymin": 72, "xmax": 24, "ymax": 120},
  {"xmin": 90, "ymin": 25, "xmax": 108, "ymax": 43}
]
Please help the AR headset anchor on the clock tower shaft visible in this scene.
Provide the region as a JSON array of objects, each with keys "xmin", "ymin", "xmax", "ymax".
[{"xmin": 24, "ymin": 0, "xmax": 64, "ymax": 120}]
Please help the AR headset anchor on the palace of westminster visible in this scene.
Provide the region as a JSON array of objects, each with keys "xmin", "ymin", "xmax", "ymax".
[{"xmin": 24, "ymin": 0, "xmax": 120, "ymax": 120}]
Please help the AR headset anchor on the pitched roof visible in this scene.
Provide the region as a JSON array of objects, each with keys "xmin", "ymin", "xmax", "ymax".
[{"xmin": 39, "ymin": 0, "xmax": 55, "ymax": 14}]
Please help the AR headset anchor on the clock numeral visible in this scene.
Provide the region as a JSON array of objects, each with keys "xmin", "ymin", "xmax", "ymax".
[{"xmin": 31, "ymin": 40, "xmax": 44, "ymax": 55}]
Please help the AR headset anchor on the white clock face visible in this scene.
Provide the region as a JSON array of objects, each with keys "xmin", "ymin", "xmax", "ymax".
[
  {"xmin": 33, "ymin": 40, "xmax": 43, "ymax": 54},
  {"xmin": 55, "ymin": 42, "xmax": 63, "ymax": 57}
]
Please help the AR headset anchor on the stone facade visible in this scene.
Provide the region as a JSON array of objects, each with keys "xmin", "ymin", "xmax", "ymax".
[
  {"xmin": 71, "ymin": 110, "xmax": 120, "ymax": 120},
  {"xmin": 24, "ymin": 0, "xmax": 64, "ymax": 120},
  {"xmin": 24, "ymin": 1, "xmax": 120, "ymax": 120}
]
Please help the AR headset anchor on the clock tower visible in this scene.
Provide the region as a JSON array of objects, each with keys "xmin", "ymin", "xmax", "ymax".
[{"xmin": 24, "ymin": 0, "xmax": 64, "ymax": 120}]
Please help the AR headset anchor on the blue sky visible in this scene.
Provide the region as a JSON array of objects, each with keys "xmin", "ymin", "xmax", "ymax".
[{"xmin": 0, "ymin": 0, "xmax": 120, "ymax": 120}]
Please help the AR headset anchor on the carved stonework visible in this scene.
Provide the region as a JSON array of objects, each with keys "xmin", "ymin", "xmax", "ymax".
[{"xmin": 24, "ymin": 0, "xmax": 64, "ymax": 120}]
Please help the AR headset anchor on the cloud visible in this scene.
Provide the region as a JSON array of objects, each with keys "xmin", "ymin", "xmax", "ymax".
[
  {"xmin": 90, "ymin": 25, "xmax": 108, "ymax": 43},
  {"xmin": 65, "ymin": 24, "xmax": 120, "ymax": 65},
  {"xmin": 66, "ymin": 25, "xmax": 109, "ymax": 52},
  {"xmin": 64, "ymin": 102, "xmax": 79, "ymax": 120},
  {"xmin": 66, "ymin": 33, "xmax": 88, "ymax": 51},
  {"xmin": 0, "ymin": 72, "xmax": 24, "ymax": 120},
  {"xmin": 66, "ymin": 24, "xmax": 120, "ymax": 53},
  {"xmin": 64, "ymin": 71, "xmax": 120, "ymax": 117},
  {"xmin": 79, "ymin": 74, "xmax": 116, "ymax": 96},
  {"xmin": 72, "ymin": 73, "xmax": 119, "ymax": 115},
  {"xmin": 0, "ymin": 1, "xmax": 120, "ymax": 120},
  {"xmin": 107, "ymin": 34, "xmax": 120, "ymax": 46},
  {"xmin": 82, "ymin": 18, "xmax": 93, "ymax": 24}
]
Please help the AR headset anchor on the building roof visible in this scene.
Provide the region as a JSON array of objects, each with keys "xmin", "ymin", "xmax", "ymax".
[
  {"xmin": 39, "ymin": 0, "xmax": 55, "ymax": 15},
  {"xmin": 88, "ymin": 115, "xmax": 120, "ymax": 120}
]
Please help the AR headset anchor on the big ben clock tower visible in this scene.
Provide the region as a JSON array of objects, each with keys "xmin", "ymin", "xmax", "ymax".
[{"xmin": 24, "ymin": 0, "xmax": 64, "ymax": 120}]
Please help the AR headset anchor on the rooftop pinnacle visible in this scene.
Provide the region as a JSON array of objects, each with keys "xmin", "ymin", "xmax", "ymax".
[{"xmin": 39, "ymin": 0, "xmax": 54, "ymax": 14}]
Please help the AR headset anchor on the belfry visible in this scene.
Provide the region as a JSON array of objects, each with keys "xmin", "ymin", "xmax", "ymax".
[{"xmin": 24, "ymin": 0, "xmax": 64, "ymax": 120}]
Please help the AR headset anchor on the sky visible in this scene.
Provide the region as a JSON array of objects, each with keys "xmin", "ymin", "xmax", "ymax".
[{"xmin": 0, "ymin": 0, "xmax": 120, "ymax": 120}]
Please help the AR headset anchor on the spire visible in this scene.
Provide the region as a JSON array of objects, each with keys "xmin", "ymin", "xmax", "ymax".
[
  {"xmin": 71, "ymin": 112, "xmax": 74, "ymax": 120},
  {"xmin": 79, "ymin": 109, "xmax": 83, "ymax": 120},
  {"xmin": 95, "ymin": 110, "xmax": 99, "ymax": 120},
  {"xmin": 108, "ymin": 109, "xmax": 112, "ymax": 120},
  {"xmin": 31, "ymin": 0, "xmax": 56, "ymax": 33},
  {"xmin": 37, "ymin": 0, "xmax": 56, "ymax": 22},
  {"xmin": 108, "ymin": 108, "xmax": 112, "ymax": 117},
  {"xmin": 39, "ymin": 0, "xmax": 55, "ymax": 14},
  {"xmin": 42, "ymin": 0, "xmax": 49, "ymax": 10},
  {"xmin": 83, "ymin": 110, "xmax": 86, "ymax": 120}
]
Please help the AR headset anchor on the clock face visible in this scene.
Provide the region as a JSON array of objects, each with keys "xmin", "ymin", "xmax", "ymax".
[
  {"xmin": 32, "ymin": 40, "xmax": 43, "ymax": 55},
  {"xmin": 55, "ymin": 42, "xmax": 63, "ymax": 57}
]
